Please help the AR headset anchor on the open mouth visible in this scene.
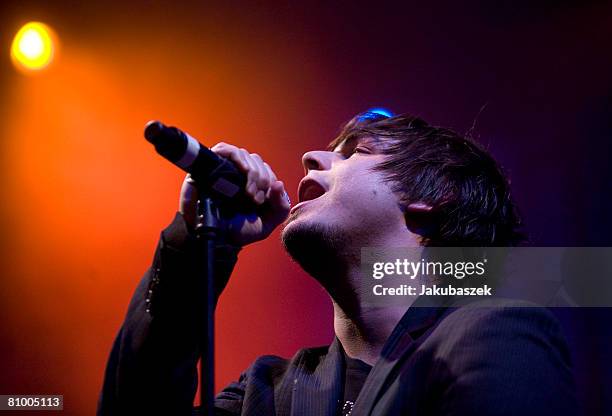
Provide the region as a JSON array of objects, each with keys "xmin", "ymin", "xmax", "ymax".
[
  {"xmin": 298, "ymin": 178, "xmax": 326, "ymax": 203},
  {"xmin": 290, "ymin": 177, "xmax": 327, "ymax": 215}
]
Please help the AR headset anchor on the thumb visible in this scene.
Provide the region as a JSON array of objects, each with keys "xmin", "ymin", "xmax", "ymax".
[{"xmin": 179, "ymin": 174, "xmax": 199, "ymax": 227}]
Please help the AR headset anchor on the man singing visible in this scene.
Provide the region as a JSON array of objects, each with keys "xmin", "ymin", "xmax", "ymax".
[{"xmin": 98, "ymin": 112, "xmax": 578, "ymax": 415}]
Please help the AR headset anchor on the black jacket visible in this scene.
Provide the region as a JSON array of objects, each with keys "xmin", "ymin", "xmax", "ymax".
[{"xmin": 98, "ymin": 214, "xmax": 578, "ymax": 415}]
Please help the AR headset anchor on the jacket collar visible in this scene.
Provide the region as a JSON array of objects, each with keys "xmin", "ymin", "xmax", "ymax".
[
  {"xmin": 279, "ymin": 296, "xmax": 451, "ymax": 416},
  {"xmin": 287, "ymin": 337, "xmax": 344, "ymax": 416},
  {"xmin": 352, "ymin": 295, "xmax": 452, "ymax": 415}
]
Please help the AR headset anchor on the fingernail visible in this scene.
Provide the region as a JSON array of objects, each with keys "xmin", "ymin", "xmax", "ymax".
[{"xmin": 256, "ymin": 190, "xmax": 265, "ymax": 204}]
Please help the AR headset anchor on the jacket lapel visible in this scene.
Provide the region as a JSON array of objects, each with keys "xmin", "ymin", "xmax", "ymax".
[
  {"xmin": 289, "ymin": 337, "xmax": 344, "ymax": 416},
  {"xmin": 352, "ymin": 299, "xmax": 450, "ymax": 415}
]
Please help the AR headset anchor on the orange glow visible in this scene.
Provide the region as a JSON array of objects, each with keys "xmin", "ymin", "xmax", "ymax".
[
  {"xmin": 11, "ymin": 22, "xmax": 57, "ymax": 72},
  {"xmin": 1, "ymin": 13, "xmax": 332, "ymax": 414}
]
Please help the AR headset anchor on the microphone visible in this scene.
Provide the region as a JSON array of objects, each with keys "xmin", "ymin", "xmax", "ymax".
[{"xmin": 144, "ymin": 121, "xmax": 248, "ymax": 206}]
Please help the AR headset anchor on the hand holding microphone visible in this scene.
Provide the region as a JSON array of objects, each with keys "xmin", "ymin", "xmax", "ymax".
[{"xmin": 145, "ymin": 121, "xmax": 291, "ymax": 247}]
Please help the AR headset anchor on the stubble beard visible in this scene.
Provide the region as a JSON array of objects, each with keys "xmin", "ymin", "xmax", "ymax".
[
  {"xmin": 281, "ymin": 214, "xmax": 369, "ymax": 314},
  {"xmin": 281, "ymin": 216, "xmax": 352, "ymax": 288}
]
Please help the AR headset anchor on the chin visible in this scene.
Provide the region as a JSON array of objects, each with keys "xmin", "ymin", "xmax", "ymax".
[{"xmin": 281, "ymin": 216, "xmax": 349, "ymax": 282}]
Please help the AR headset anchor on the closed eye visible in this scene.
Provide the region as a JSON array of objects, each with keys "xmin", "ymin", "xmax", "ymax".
[{"xmin": 350, "ymin": 146, "xmax": 372, "ymax": 156}]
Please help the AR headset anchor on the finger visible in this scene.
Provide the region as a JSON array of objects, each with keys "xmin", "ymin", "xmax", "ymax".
[
  {"xmin": 263, "ymin": 162, "xmax": 278, "ymax": 198},
  {"xmin": 210, "ymin": 141, "xmax": 238, "ymax": 156},
  {"xmin": 242, "ymin": 150, "xmax": 260, "ymax": 201},
  {"xmin": 261, "ymin": 181, "xmax": 291, "ymax": 234},
  {"xmin": 248, "ymin": 154, "xmax": 271, "ymax": 205},
  {"xmin": 179, "ymin": 174, "xmax": 199, "ymax": 226},
  {"xmin": 211, "ymin": 142, "xmax": 250, "ymax": 172},
  {"xmin": 212, "ymin": 143, "xmax": 259, "ymax": 201},
  {"xmin": 250, "ymin": 153, "xmax": 271, "ymax": 193}
]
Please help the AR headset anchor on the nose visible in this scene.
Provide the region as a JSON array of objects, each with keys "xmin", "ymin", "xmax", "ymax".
[{"xmin": 301, "ymin": 150, "xmax": 336, "ymax": 173}]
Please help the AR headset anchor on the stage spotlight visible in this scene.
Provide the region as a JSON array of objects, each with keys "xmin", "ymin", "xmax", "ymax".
[{"xmin": 11, "ymin": 22, "xmax": 57, "ymax": 72}]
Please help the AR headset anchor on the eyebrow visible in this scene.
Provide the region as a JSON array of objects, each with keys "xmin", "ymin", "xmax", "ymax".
[
  {"xmin": 332, "ymin": 136, "xmax": 357, "ymax": 152},
  {"xmin": 331, "ymin": 135, "xmax": 383, "ymax": 153}
]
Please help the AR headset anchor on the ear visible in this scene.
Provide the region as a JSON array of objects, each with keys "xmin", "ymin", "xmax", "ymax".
[{"xmin": 403, "ymin": 202, "xmax": 437, "ymax": 237}]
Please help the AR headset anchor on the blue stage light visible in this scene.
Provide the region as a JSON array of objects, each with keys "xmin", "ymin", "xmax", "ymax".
[
  {"xmin": 367, "ymin": 107, "xmax": 393, "ymax": 118},
  {"xmin": 357, "ymin": 107, "xmax": 394, "ymax": 122}
]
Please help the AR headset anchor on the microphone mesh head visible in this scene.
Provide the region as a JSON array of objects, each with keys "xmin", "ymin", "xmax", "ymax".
[{"xmin": 144, "ymin": 120, "xmax": 165, "ymax": 145}]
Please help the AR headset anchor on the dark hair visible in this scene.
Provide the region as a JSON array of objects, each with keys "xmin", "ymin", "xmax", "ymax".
[{"xmin": 328, "ymin": 111, "xmax": 525, "ymax": 246}]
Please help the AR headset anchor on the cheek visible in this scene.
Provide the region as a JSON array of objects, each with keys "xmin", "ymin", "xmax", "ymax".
[{"xmin": 333, "ymin": 169, "xmax": 400, "ymax": 216}]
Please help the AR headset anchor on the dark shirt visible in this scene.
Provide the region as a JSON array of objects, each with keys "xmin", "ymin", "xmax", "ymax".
[{"xmin": 341, "ymin": 353, "xmax": 372, "ymax": 415}]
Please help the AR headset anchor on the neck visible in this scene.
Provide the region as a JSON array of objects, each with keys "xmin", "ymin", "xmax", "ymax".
[
  {"xmin": 327, "ymin": 236, "xmax": 421, "ymax": 366},
  {"xmin": 283, "ymin": 218, "xmax": 421, "ymax": 366},
  {"xmin": 333, "ymin": 299, "xmax": 409, "ymax": 366}
]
